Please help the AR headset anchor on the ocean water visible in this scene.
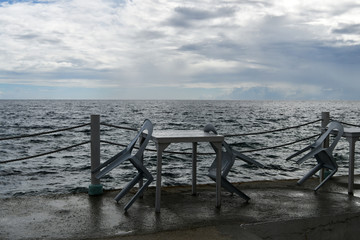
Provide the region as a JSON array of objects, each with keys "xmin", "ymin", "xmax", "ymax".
[{"xmin": 0, "ymin": 100, "xmax": 359, "ymax": 198}]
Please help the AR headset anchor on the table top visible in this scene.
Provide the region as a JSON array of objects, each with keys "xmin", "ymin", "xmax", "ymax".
[
  {"xmin": 149, "ymin": 130, "xmax": 224, "ymax": 144},
  {"xmin": 343, "ymin": 128, "xmax": 360, "ymax": 138}
]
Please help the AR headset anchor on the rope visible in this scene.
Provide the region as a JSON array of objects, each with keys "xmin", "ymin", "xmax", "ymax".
[
  {"xmin": 0, "ymin": 123, "xmax": 90, "ymax": 141},
  {"xmin": 0, "ymin": 119, "xmax": 323, "ymax": 164},
  {"xmin": 238, "ymin": 134, "xmax": 319, "ymax": 153},
  {"xmin": 100, "ymin": 123, "xmax": 138, "ymax": 131},
  {"xmin": 101, "ymin": 140, "xmax": 213, "ymax": 155},
  {"xmin": 224, "ymin": 119, "xmax": 321, "ymax": 137},
  {"xmin": 0, "ymin": 141, "xmax": 90, "ymax": 164},
  {"xmin": 101, "ymin": 134, "xmax": 319, "ymax": 156},
  {"xmin": 100, "ymin": 140, "xmax": 129, "ymax": 148},
  {"xmin": 331, "ymin": 119, "xmax": 360, "ymax": 128}
]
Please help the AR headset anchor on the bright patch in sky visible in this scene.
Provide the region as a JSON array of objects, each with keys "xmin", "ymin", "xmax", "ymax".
[{"xmin": 0, "ymin": 0, "xmax": 360, "ymax": 99}]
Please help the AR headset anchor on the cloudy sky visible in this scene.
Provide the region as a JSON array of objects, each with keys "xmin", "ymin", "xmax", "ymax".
[{"xmin": 0, "ymin": 0, "xmax": 360, "ymax": 100}]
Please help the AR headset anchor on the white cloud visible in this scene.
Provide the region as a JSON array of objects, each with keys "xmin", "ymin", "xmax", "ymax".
[{"xmin": 0, "ymin": 0, "xmax": 360, "ymax": 99}]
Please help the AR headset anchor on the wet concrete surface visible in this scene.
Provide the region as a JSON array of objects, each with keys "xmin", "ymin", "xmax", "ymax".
[{"xmin": 1, "ymin": 175, "xmax": 360, "ymax": 240}]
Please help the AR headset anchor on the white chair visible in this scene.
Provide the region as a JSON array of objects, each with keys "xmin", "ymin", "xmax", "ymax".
[
  {"xmin": 286, "ymin": 121, "xmax": 344, "ymax": 191},
  {"xmin": 92, "ymin": 119, "xmax": 153, "ymax": 211},
  {"xmin": 204, "ymin": 124, "xmax": 264, "ymax": 202}
]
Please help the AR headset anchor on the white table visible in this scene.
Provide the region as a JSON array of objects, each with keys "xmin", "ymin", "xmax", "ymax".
[
  {"xmin": 343, "ymin": 128, "xmax": 360, "ymax": 195},
  {"xmin": 146, "ymin": 130, "xmax": 224, "ymax": 213}
]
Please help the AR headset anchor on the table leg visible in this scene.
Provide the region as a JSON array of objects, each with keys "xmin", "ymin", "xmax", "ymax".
[
  {"xmin": 347, "ymin": 138, "xmax": 356, "ymax": 195},
  {"xmin": 139, "ymin": 135, "xmax": 145, "ymax": 192},
  {"xmin": 155, "ymin": 143, "xmax": 169, "ymax": 213},
  {"xmin": 212, "ymin": 142, "xmax": 222, "ymax": 208},
  {"xmin": 192, "ymin": 142, "xmax": 197, "ymax": 195}
]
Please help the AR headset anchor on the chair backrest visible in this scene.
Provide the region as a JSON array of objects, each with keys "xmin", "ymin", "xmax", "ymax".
[
  {"xmin": 326, "ymin": 121, "xmax": 344, "ymax": 153},
  {"xmin": 204, "ymin": 124, "xmax": 235, "ymax": 175},
  {"xmin": 203, "ymin": 124, "xmax": 219, "ymax": 154},
  {"xmin": 204, "ymin": 124, "xmax": 219, "ymax": 154},
  {"xmin": 127, "ymin": 119, "xmax": 153, "ymax": 159},
  {"xmin": 315, "ymin": 121, "xmax": 344, "ymax": 153},
  {"xmin": 204, "ymin": 124, "xmax": 218, "ymax": 135}
]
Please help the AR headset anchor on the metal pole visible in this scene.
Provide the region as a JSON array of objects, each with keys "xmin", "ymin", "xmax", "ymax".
[
  {"xmin": 89, "ymin": 114, "xmax": 103, "ymax": 196},
  {"xmin": 320, "ymin": 112, "xmax": 330, "ymax": 181}
]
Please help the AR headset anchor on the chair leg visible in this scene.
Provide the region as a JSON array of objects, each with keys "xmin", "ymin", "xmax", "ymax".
[
  {"xmin": 114, "ymin": 172, "xmax": 143, "ymax": 202},
  {"xmin": 209, "ymin": 174, "xmax": 250, "ymax": 202},
  {"xmin": 297, "ymin": 163, "xmax": 322, "ymax": 186},
  {"xmin": 314, "ymin": 169, "xmax": 337, "ymax": 192},
  {"xmin": 221, "ymin": 177, "xmax": 250, "ymax": 202},
  {"xmin": 124, "ymin": 177, "xmax": 153, "ymax": 211}
]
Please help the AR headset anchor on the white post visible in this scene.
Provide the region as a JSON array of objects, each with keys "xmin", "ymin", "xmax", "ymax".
[
  {"xmin": 192, "ymin": 142, "xmax": 197, "ymax": 195},
  {"xmin": 320, "ymin": 112, "xmax": 330, "ymax": 181},
  {"xmin": 321, "ymin": 112, "xmax": 330, "ymax": 142},
  {"xmin": 89, "ymin": 114, "xmax": 103, "ymax": 195}
]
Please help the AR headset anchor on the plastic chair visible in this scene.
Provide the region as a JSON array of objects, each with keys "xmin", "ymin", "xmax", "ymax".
[
  {"xmin": 204, "ymin": 124, "xmax": 264, "ymax": 202},
  {"xmin": 92, "ymin": 119, "xmax": 153, "ymax": 211},
  {"xmin": 286, "ymin": 121, "xmax": 344, "ymax": 191}
]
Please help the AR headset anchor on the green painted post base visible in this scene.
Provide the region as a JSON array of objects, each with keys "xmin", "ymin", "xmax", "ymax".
[{"xmin": 88, "ymin": 184, "xmax": 103, "ymax": 196}]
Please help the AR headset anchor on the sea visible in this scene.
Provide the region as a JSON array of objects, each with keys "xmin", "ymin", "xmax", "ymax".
[{"xmin": 0, "ymin": 100, "xmax": 359, "ymax": 198}]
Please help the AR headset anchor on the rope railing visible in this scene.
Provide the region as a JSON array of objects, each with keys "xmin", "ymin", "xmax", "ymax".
[
  {"xmin": 100, "ymin": 119, "xmax": 322, "ymax": 138},
  {"xmin": 330, "ymin": 119, "xmax": 360, "ymax": 128},
  {"xmin": 100, "ymin": 122, "xmax": 138, "ymax": 131},
  {"xmin": 101, "ymin": 139, "xmax": 213, "ymax": 155},
  {"xmin": 224, "ymin": 119, "xmax": 322, "ymax": 137},
  {"xmin": 0, "ymin": 141, "xmax": 90, "ymax": 164},
  {"xmin": 239, "ymin": 134, "xmax": 319, "ymax": 153},
  {"xmin": 0, "ymin": 123, "xmax": 90, "ymax": 141},
  {"xmin": 100, "ymin": 118, "xmax": 322, "ymax": 156},
  {"xmin": 0, "ymin": 123, "xmax": 90, "ymax": 164},
  {"xmin": 0, "ymin": 117, "xmax": 329, "ymax": 164},
  {"xmin": 0, "ymin": 121, "xmax": 137, "ymax": 164},
  {"xmin": 101, "ymin": 134, "xmax": 320, "ymax": 155}
]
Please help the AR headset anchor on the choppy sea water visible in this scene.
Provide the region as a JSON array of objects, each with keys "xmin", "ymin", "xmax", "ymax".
[{"xmin": 0, "ymin": 100, "xmax": 359, "ymax": 198}]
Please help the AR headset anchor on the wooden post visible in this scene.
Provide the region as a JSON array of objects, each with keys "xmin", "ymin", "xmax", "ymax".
[
  {"xmin": 321, "ymin": 112, "xmax": 330, "ymax": 145},
  {"xmin": 89, "ymin": 114, "xmax": 103, "ymax": 196},
  {"xmin": 320, "ymin": 112, "xmax": 330, "ymax": 181},
  {"xmin": 192, "ymin": 142, "xmax": 198, "ymax": 196}
]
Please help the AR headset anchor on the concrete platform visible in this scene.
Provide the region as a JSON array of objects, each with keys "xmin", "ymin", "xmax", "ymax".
[{"xmin": 1, "ymin": 175, "xmax": 360, "ymax": 240}]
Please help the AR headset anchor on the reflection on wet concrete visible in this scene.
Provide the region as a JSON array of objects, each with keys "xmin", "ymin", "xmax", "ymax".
[{"xmin": 1, "ymin": 175, "xmax": 360, "ymax": 239}]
